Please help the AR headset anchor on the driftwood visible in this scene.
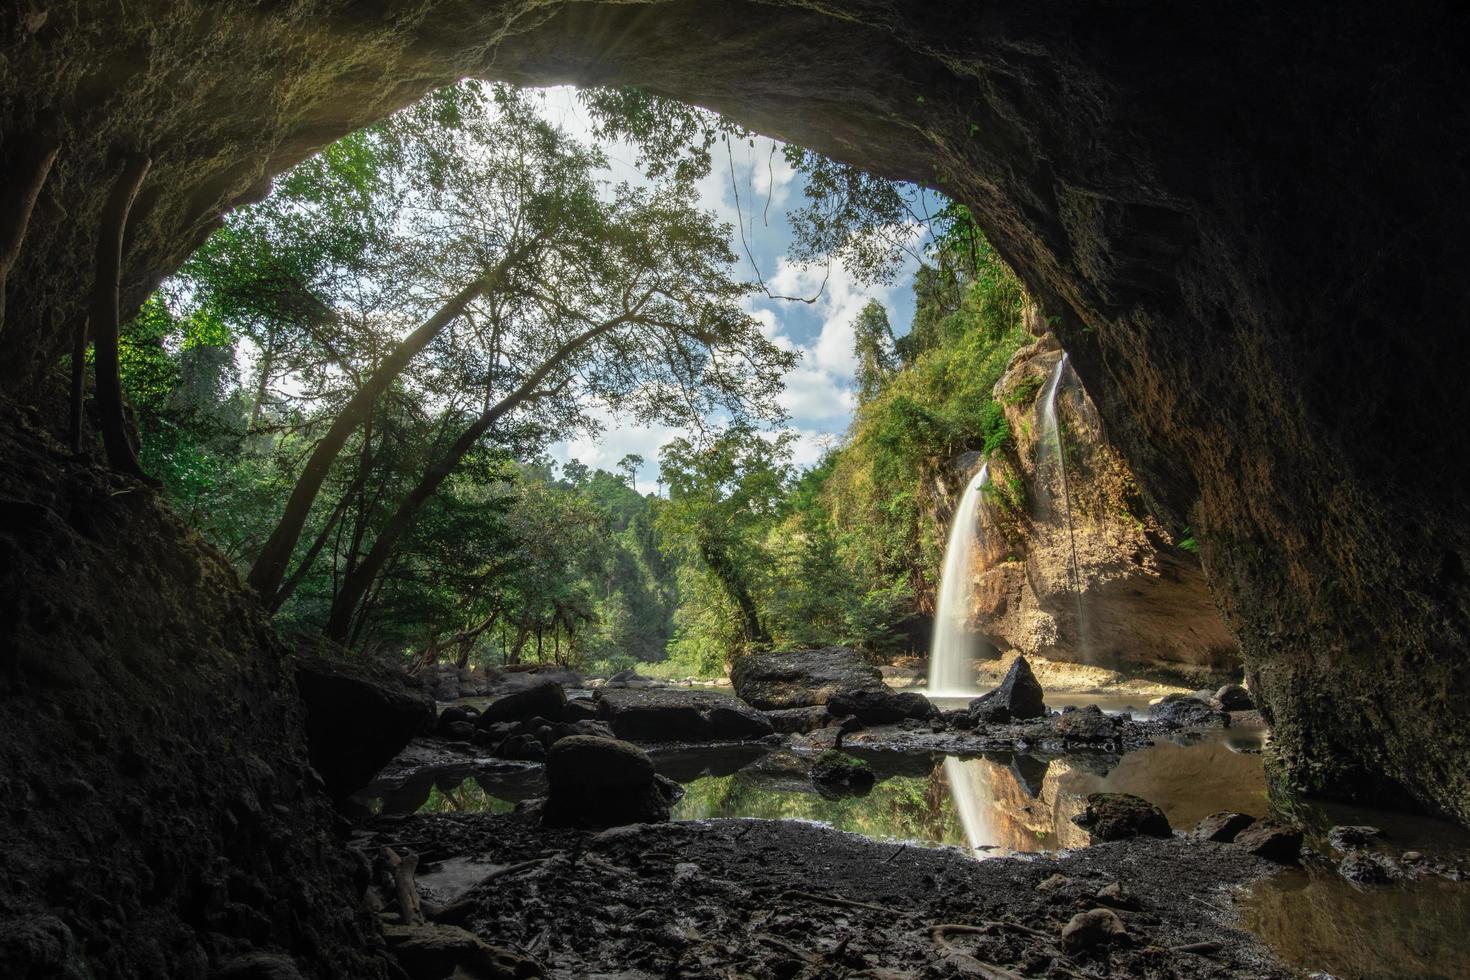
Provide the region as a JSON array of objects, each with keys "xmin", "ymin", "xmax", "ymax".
[
  {"xmin": 381, "ymin": 847, "xmax": 425, "ymax": 926},
  {"xmin": 0, "ymin": 134, "xmax": 61, "ymax": 331},
  {"xmin": 90, "ymin": 153, "xmax": 155, "ymax": 483}
]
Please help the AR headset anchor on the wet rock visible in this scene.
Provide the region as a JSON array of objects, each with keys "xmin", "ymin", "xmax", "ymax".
[
  {"xmin": 827, "ymin": 686, "xmax": 933, "ymax": 724},
  {"xmin": 550, "ymin": 718, "xmax": 616, "ymax": 742},
  {"xmin": 1060, "ymin": 908, "xmax": 1128, "ymax": 952},
  {"xmin": 1050, "ymin": 704, "xmax": 1121, "ymax": 742},
  {"xmin": 496, "ymin": 733, "xmax": 547, "ymax": 761},
  {"xmin": 595, "ymin": 688, "xmax": 774, "ymax": 742},
  {"xmin": 765, "ymin": 705, "xmax": 833, "ymax": 734},
  {"xmin": 214, "ymin": 953, "xmax": 306, "ymax": 980},
  {"xmin": 809, "ymin": 750, "xmax": 875, "ymax": 796},
  {"xmin": 381, "ymin": 921, "xmax": 541, "ymax": 979},
  {"xmin": 1151, "ymin": 693, "xmax": 1228, "ymax": 728},
  {"xmin": 1072, "ymin": 793, "xmax": 1172, "ymax": 841},
  {"xmin": 1009, "ymin": 754, "xmax": 1050, "ymax": 797},
  {"xmin": 1193, "ymin": 811, "xmax": 1257, "ymax": 843},
  {"xmin": 443, "ymin": 721, "xmax": 475, "ymax": 741},
  {"xmin": 1214, "ymin": 684, "xmax": 1254, "ymax": 711},
  {"xmin": 562, "ymin": 698, "xmax": 598, "ymax": 722},
  {"xmin": 968, "ymin": 656, "xmax": 1046, "ymax": 722},
  {"xmin": 1327, "ymin": 824, "xmax": 1383, "ymax": 851},
  {"xmin": 730, "ymin": 647, "xmax": 885, "ymax": 710},
  {"xmin": 436, "ymin": 703, "xmax": 480, "ymax": 737},
  {"xmin": 1232, "ymin": 821, "xmax": 1303, "ymax": 863},
  {"xmin": 604, "ymin": 668, "xmax": 665, "ymax": 689},
  {"xmin": 1094, "ymin": 881, "xmax": 1139, "ymax": 910},
  {"xmin": 295, "ymin": 650, "xmax": 435, "ymax": 799},
  {"xmin": 476, "ymin": 680, "xmax": 567, "ymax": 727},
  {"xmin": 1339, "ymin": 850, "xmax": 1393, "ymax": 884},
  {"xmin": 542, "ymin": 735, "xmax": 670, "ymax": 829}
]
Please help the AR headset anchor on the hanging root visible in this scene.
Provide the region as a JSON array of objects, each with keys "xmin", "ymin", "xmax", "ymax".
[
  {"xmin": 0, "ymin": 134, "xmax": 61, "ymax": 333},
  {"xmin": 90, "ymin": 153, "xmax": 157, "ymax": 484}
]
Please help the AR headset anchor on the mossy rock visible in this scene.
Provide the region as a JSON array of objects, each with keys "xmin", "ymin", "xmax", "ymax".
[{"xmin": 810, "ymin": 750, "xmax": 876, "ymax": 797}]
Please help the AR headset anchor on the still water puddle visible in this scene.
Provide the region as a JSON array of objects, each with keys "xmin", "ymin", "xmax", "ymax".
[{"xmin": 351, "ymin": 729, "xmax": 1269, "ymax": 857}]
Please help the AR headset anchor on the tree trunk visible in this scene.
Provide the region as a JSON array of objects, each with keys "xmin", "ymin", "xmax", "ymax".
[
  {"xmin": 323, "ymin": 313, "xmax": 631, "ymax": 640},
  {"xmin": 90, "ymin": 154, "xmax": 154, "ymax": 483},
  {"xmin": 246, "ymin": 253, "xmax": 525, "ymax": 604},
  {"xmin": 701, "ymin": 539, "xmax": 769, "ymax": 647},
  {"xmin": 68, "ymin": 316, "xmax": 88, "ymax": 453}
]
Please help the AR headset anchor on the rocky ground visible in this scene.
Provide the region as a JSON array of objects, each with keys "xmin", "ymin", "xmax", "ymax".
[{"xmin": 354, "ymin": 811, "xmax": 1295, "ymax": 979}]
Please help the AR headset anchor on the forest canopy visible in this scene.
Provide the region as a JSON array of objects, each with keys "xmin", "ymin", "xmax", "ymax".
[{"xmin": 108, "ymin": 81, "xmax": 1032, "ymax": 677}]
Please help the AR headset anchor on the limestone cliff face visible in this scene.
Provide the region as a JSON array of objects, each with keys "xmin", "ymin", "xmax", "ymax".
[
  {"xmin": 2, "ymin": 0, "xmax": 1468, "ymax": 820},
  {"xmin": 947, "ymin": 337, "xmax": 1239, "ymax": 681}
]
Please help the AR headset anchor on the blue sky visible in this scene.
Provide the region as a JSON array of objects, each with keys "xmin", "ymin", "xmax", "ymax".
[{"xmin": 533, "ymin": 87, "xmax": 935, "ymax": 493}]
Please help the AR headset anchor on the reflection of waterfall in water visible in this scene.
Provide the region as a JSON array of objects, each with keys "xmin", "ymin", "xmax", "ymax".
[
  {"xmin": 943, "ymin": 756, "xmax": 999, "ymax": 858},
  {"xmin": 927, "ymin": 463, "xmax": 990, "ymax": 696},
  {"xmin": 1037, "ymin": 353, "xmax": 1087, "ymax": 657}
]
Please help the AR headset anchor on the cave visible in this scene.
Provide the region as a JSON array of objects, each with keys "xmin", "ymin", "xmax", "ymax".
[{"xmin": 2, "ymin": 1, "xmax": 1468, "ymax": 976}]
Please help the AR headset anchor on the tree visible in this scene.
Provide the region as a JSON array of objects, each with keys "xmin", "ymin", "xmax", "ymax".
[
  {"xmin": 656, "ymin": 427, "xmax": 793, "ymax": 657},
  {"xmin": 852, "ymin": 300, "xmax": 898, "ymax": 403}
]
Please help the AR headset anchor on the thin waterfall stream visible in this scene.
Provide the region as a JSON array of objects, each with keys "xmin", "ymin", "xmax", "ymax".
[
  {"xmin": 1039, "ymin": 353, "xmax": 1087, "ymax": 656},
  {"xmin": 927, "ymin": 462, "xmax": 990, "ymax": 696}
]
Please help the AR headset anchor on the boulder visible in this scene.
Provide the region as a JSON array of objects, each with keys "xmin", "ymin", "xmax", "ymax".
[
  {"xmin": 1193, "ymin": 811, "xmax": 1257, "ymax": 843},
  {"xmin": 562, "ymin": 698, "xmax": 598, "ymax": 721},
  {"xmin": 968, "ymin": 656, "xmax": 1047, "ymax": 722},
  {"xmin": 809, "ymin": 750, "xmax": 875, "ymax": 796},
  {"xmin": 475, "ymin": 680, "xmax": 567, "ymax": 727},
  {"xmin": 1214, "ymin": 684, "xmax": 1255, "ymax": 711},
  {"xmin": 595, "ymin": 688, "xmax": 774, "ymax": 742},
  {"xmin": 1071, "ymin": 793, "xmax": 1172, "ymax": 841},
  {"xmin": 1060, "ymin": 908, "xmax": 1128, "ymax": 953},
  {"xmin": 1233, "ymin": 821, "xmax": 1303, "ymax": 863},
  {"xmin": 730, "ymin": 647, "xmax": 885, "ymax": 710},
  {"xmin": 294, "ymin": 651, "xmax": 434, "ymax": 799},
  {"xmin": 765, "ymin": 705, "xmax": 833, "ymax": 734},
  {"xmin": 1151, "ymin": 693, "xmax": 1229, "ymax": 728},
  {"xmin": 381, "ymin": 922, "xmax": 541, "ymax": 979},
  {"xmin": 435, "ymin": 703, "xmax": 480, "ymax": 737},
  {"xmin": 541, "ymin": 736, "xmax": 670, "ymax": 829},
  {"xmin": 826, "ymin": 687, "xmax": 935, "ymax": 724},
  {"xmin": 1050, "ymin": 705, "xmax": 1121, "ymax": 742},
  {"xmin": 603, "ymin": 668, "xmax": 665, "ymax": 689},
  {"xmin": 1327, "ymin": 824, "xmax": 1383, "ymax": 851},
  {"xmin": 1338, "ymin": 850, "xmax": 1392, "ymax": 884}
]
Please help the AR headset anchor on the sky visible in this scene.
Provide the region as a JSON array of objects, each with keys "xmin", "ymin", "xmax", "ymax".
[{"xmin": 529, "ymin": 87, "xmax": 933, "ymax": 495}]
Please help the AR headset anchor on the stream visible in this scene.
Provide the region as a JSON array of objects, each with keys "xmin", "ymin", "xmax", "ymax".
[{"xmin": 351, "ymin": 697, "xmax": 1470, "ymax": 979}]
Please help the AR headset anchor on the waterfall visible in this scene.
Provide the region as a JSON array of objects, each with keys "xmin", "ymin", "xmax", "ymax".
[
  {"xmin": 927, "ymin": 462, "xmax": 990, "ymax": 696},
  {"xmin": 1038, "ymin": 353, "xmax": 1087, "ymax": 654}
]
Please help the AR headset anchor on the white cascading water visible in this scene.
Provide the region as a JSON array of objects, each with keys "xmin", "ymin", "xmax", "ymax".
[
  {"xmin": 1037, "ymin": 353, "xmax": 1087, "ymax": 655},
  {"xmin": 927, "ymin": 462, "xmax": 990, "ymax": 696}
]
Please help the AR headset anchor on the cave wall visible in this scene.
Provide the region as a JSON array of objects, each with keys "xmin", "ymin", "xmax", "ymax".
[
  {"xmin": 962, "ymin": 337, "xmax": 1240, "ymax": 681},
  {"xmin": 0, "ymin": 406, "xmax": 390, "ymax": 977},
  {"xmin": 1, "ymin": 0, "xmax": 1466, "ymax": 827}
]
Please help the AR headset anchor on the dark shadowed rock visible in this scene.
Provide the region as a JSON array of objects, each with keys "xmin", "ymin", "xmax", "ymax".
[
  {"xmin": 381, "ymin": 922, "xmax": 541, "ymax": 979},
  {"xmin": 1050, "ymin": 704, "xmax": 1121, "ymax": 742},
  {"xmin": 596, "ymin": 688, "xmax": 774, "ymax": 742},
  {"xmin": 215, "ymin": 954, "xmax": 306, "ymax": 980},
  {"xmin": 542, "ymin": 735, "xmax": 670, "ymax": 829},
  {"xmin": 1009, "ymin": 755, "xmax": 1051, "ymax": 798},
  {"xmin": 435, "ymin": 703, "xmax": 479, "ymax": 737},
  {"xmin": 810, "ymin": 750, "xmax": 875, "ymax": 796},
  {"xmin": 1072, "ymin": 793, "xmax": 1172, "ymax": 841},
  {"xmin": 476, "ymin": 680, "xmax": 567, "ymax": 727},
  {"xmin": 1060, "ymin": 908, "xmax": 1128, "ymax": 952},
  {"xmin": 969, "ymin": 656, "xmax": 1047, "ymax": 722},
  {"xmin": 1327, "ymin": 824, "xmax": 1383, "ymax": 851},
  {"xmin": 1338, "ymin": 850, "xmax": 1393, "ymax": 884},
  {"xmin": 1214, "ymin": 684, "xmax": 1254, "ymax": 711},
  {"xmin": 295, "ymin": 651, "xmax": 434, "ymax": 799},
  {"xmin": 562, "ymin": 698, "xmax": 598, "ymax": 721},
  {"xmin": 603, "ymin": 668, "xmax": 666, "ymax": 689},
  {"xmin": 765, "ymin": 705, "xmax": 833, "ymax": 734},
  {"xmin": 1193, "ymin": 811, "xmax": 1256, "ymax": 843},
  {"xmin": 1233, "ymin": 822, "xmax": 1303, "ymax": 863},
  {"xmin": 1151, "ymin": 693, "xmax": 1229, "ymax": 728},
  {"xmin": 827, "ymin": 686, "xmax": 934, "ymax": 724},
  {"xmin": 730, "ymin": 647, "xmax": 885, "ymax": 710}
]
